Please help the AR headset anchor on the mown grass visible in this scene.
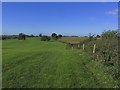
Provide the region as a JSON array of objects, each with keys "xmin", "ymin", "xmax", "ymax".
[{"xmin": 2, "ymin": 38, "xmax": 118, "ymax": 88}]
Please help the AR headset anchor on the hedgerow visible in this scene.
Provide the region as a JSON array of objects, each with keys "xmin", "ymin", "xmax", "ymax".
[{"xmin": 66, "ymin": 30, "xmax": 119, "ymax": 83}]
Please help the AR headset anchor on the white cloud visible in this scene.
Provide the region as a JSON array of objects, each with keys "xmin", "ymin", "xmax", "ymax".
[{"xmin": 105, "ymin": 9, "xmax": 118, "ymax": 15}]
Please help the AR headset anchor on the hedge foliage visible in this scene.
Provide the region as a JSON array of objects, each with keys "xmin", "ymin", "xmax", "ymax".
[{"xmin": 67, "ymin": 30, "xmax": 119, "ymax": 82}]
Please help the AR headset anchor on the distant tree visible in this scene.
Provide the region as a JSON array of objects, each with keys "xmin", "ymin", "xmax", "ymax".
[
  {"xmin": 12, "ymin": 35, "xmax": 18, "ymax": 39},
  {"xmin": 18, "ymin": 33, "xmax": 26, "ymax": 40},
  {"xmin": 58, "ymin": 34, "xmax": 62, "ymax": 38},
  {"xmin": 84, "ymin": 36, "xmax": 88, "ymax": 38},
  {"xmin": 96, "ymin": 35, "xmax": 100, "ymax": 38},
  {"xmin": 71, "ymin": 36, "xmax": 78, "ymax": 37},
  {"xmin": 2, "ymin": 35, "xmax": 6, "ymax": 40},
  {"xmin": 51, "ymin": 33, "xmax": 57, "ymax": 39},
  {"xmin": 89, "ymin": 33, "xmax": 95, "ymax": 41},
  {"xmin": 39, "ymin": 33, "xmax": 42, "ymax": 37},
  {"xmin": 30, "ymin": 34, "xmax": 34, "ymax": 37},
  {"xmin": 41, "ymin": 36, "xmax": 50, "ymax": 41},
  {"xmin": 1, "ymin": 35, "xmax": 19, "ymax": 40},
  {"xmin": 35, "ymin": 35, "xmax": 39, "ymax": 37},
  {"xmin": 25, "ymin": 35, "xmax": 29, "ymax": 37},
  {"xmin": 51, "ymin": 33, "xmax": 57, "ymax": 37}
]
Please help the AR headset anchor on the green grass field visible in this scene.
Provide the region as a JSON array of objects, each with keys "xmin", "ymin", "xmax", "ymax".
[{"xmin": 2, "ymin": 38, "xmax": 118, "ymax": 88}]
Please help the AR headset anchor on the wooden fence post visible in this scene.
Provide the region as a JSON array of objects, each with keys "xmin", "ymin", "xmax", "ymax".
[
  {"xmin": 72, "ymin": 46, "xmax": 73, "ymax": 49},
  {"xmin": 83, "ymin": 44, "xmax": 85, "ymax": 50},
  {"xmin": 93, "ymin": 44, "xmax": 96, "ymax": 53}
]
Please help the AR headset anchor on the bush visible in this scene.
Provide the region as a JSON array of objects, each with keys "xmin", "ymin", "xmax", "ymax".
[
  {"xmin": 18, "ymin": 33, "xmax": 26, "ymax": 40},
  {"xmin": 39, "ymin": 33, "xmax": 42, "ymax": 37},
  {"xmin": 41, "ymin": 36, "xmax": 50, "ymax": 41},
  {"xmin": 58, "ymin": 34, "xmax": 62, "ymax": 38}
]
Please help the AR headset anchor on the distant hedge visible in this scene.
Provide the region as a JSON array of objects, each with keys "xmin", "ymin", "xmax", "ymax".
[{"xmin": 1, "ymin": 35, "xmax": 18, "ymax": 40}]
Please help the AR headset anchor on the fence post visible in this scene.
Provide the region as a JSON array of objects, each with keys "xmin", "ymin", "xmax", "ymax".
[
  {"xmin": 83, "ymin": 44, "xmax": 85, "ymax": 50},
  {"xmin": 93, "ymin": 44, "xmax": 96, "ymax": 53},
  {"xmin": 78, "ymin": 44, "xmax": 80, "ymax": 47},
  {"xmin": 72, "ymin": 46, "xmax": 73, "ymax": 49}
]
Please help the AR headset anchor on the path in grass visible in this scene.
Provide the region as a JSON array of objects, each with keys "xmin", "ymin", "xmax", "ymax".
[{"xmin": 2, "ymin": 38, "xmax": 118, "ymax": 88}]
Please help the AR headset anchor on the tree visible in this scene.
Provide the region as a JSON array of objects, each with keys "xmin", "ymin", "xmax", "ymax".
[
  {"xmin": 18, "ymin": 33, "xmax": 26, "ymax": 40},
  {"xmin": 30, "ymin": 34, "xmax": 34, "ymax": 37},
  {"xmin": 89, "ymin": 33, "xmax": 95, "ymax": 41},
  {"xmin": 96, "ymin": 35, "xmax": 100, "ymax": 38},
  {"xmin": 51, "ymin": 33, "xmax": 57, "ymax": 39},
  {"xmin": 39, "ymin": 33, "xmax": 42, "ymax": 37},
  {"xmin": 58, "ymin": 34, "xmax": 62, "ymax": 38},
  {"xmin": 51, "ymin": 33, "xmax": 57, "ymax": 37},
  {"xmin": 2, "ymin": 35, "xmax": 7, "ymax": 40}
]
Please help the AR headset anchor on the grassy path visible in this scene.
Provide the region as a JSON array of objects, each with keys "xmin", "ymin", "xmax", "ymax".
[{"xmin": 2, "ymin": 38, "xmax": 118, "ymax": 88}]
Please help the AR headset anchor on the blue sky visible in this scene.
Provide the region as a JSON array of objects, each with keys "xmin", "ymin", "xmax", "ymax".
[{"xmin": 2, "ymin": 2, "xmax": 118, "ymax": 36}]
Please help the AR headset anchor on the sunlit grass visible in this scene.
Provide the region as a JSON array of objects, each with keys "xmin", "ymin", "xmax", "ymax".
[{"xmin": 2, "ymin": 38, "xmax": 118, "ymax": 88}]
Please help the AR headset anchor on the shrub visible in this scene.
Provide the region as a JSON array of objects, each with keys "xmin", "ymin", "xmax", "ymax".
[
  {"xmin": 58, "ymin": 34, "xmax": 62, "ymax": 38},
  {"xmin": 41, "ymin": 36, "xmax": 50, "ymax": 41},
  {"xmin": 18, "ymin": 33, "xmax": 26, "ymax": 40}
]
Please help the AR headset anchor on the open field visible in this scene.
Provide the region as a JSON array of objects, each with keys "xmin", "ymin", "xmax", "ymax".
[{"xmin": 2, "ymin": 38, "xmax": 118, "ymax": 88}]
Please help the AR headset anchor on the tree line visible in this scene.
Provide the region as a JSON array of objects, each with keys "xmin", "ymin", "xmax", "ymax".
[{"xmin": 1, "ymin": 32, "xmax": 63, "ymax": 41}]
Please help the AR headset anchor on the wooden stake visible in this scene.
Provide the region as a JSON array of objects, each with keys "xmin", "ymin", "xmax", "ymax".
[
  {"xmin": 83, "ymin": 44, "xmax": 85, "ymax": 50},
  {"xmin": 93, "ymin": 44, "xmax": 96, "ymax": 53}
]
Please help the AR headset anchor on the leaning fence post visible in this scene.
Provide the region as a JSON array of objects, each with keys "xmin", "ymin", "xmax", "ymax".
[
  {"xmin": 93, "ymin": 44, "xmax": 96, "ymax": 53},
  {"xmin": 83, "ymin": 44, "xmax": 85, "ymax": 50}
]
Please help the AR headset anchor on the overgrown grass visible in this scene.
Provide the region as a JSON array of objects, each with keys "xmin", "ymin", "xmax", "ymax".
[
  {"xmin": 2, "ymin": 38, "xmax": 118, "ymax": 88},
  {"xmin": 58, "ymin": 37, "xmax": 87, "ymax": 44}
]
